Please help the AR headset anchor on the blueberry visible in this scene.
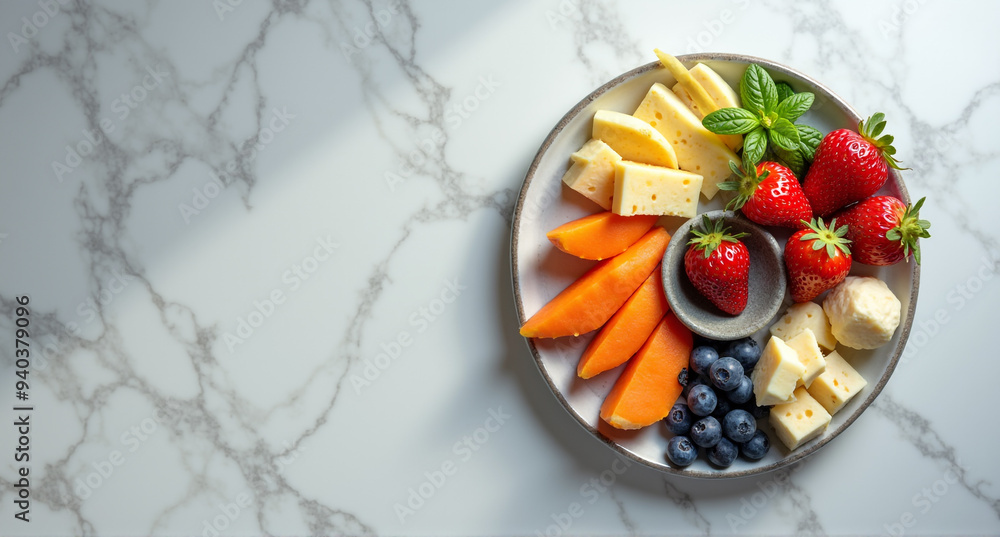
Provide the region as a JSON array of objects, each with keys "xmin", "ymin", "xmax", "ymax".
[
  {"xmin": 707, "ymin": 437, "xmax": 739, "ymax": 467},
  {"xmin": 725, "ymin": 337, "xmax": 762, "ymax": 371},
  {"xmin": 689, "ymin": 416, "xmax": 722, "ymax": 448},
  {"xmin": 726, "ymin": 375, "xmax": 754, "ymax": 404},
  {"xmin": 741, "ymin": 430, "xmax": 771, "ymax": 460},
  {"xmin": 664, "ymin": 404, "xmax": 694, "ymax": 435},
  {"xmin": 711, "ymin": 395, "xmax": 731, "ymax": 419},
  {"xmin": 666, "ymin": 435, "xmax": 698, "ymax": 467},
  {"xmin": 681, "ymin": 375, "xmax": 711, "ymax": 399},
  {"xmin": 709, "ymin": 356, "xmax": 744, "ymax": 392},
  {"xmin": 690, "ymin": 346, "xmax": 719, "ymax": 376},
  {"xmin": 740, "ymin": 394, "xmax": 770, "ymax": 419},
  {"xmin": 686, "ymin": 384, "xmax": 717, "ymax": 417},
  {"xmin": 722, "ymin": 409, "xmax": 757, "ymax": 443}
]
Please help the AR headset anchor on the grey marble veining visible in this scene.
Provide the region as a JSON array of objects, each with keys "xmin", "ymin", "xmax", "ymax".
[{"xmin": 0, "ymin": 0, "xmax": 998, "ymax": 535}]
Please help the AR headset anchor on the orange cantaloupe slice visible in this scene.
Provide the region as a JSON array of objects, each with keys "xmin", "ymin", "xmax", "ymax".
[
  {"xmin": 520, "ymin": 227, "xmax": 670, "ymax": 339},
  {"xmin": 546, "ymin": 212, "xmax": 660, "ymax": 260},
  {"xmin": 577, "ymin": 266, "xmax": 669, "ymax": 379},
  {"xmin": 600, "ymin": 312, "xmax": 693, "ymax": 430}
]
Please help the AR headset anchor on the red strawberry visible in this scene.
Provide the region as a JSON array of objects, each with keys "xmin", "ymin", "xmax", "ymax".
[
  {"xmin": 684, "ymin": 215, "xmax": 750, "ymax": 315},
  {"xmin": 835, "ymin": 196, "xmax": 930, "ymax": 265},
  {"xmin": 784, "ymin": 218, "xmax": 852, "ymax": 303},
  {"xmin": 802, "ymin": 113, "xmax": 907, "ymax": 217},
  {"xmin": 719, "ymin": 160, "xmax": 812, "ymax": 228}
]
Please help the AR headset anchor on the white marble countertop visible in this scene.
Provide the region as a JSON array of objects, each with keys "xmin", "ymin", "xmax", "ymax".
[{"xmin": 1, "ymin": 1, "xmax": 998, "ymax": 535}]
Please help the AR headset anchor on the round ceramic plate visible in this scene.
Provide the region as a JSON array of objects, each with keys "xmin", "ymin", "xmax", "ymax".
[{"xmin": 511, "ymin": 53, "xmax": 919, "ymax": 478}]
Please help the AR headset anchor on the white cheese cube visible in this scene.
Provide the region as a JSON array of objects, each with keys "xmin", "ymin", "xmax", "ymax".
[
  {"xmin": 770, "ymin": 302, "xmax": 837, "ymax": 352},
  {"xmin": 770, "ymin": 387, "xmax": 832, "ymax": 451},
  {"xmin": 632, "ymin": 82, "xmax": 739, "ymax": 200},
  {"xmin": 806, "ymin": 350, "xmax": 868, "ymax": 415},
  {"xmin": 561, "ymin": 139, "xmax": 622, "ymax": 210},
  {"xmin": 785, "ymin": 329, "xmax": 827, "ymax": 388},
  {"xmin": 823, "ymin": 276, "xmax": 902, "ymax": 350},
  {"xmin": 612, "ymin": 160, "xmax": 702, "ymax": 218},
  {"xmin": 751, "ymin": 336, "xmax": 806, "ymax": 406}
]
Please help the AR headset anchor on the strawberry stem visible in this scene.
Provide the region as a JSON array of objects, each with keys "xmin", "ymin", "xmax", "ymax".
[
  {"xmin": 858, "ymin": 112, "xmax": 909, "ymax": 171},
  {"xmin": 688, "ymin": 214, "xmax": 748, "ymax": 258},
  {"xmin": 886, "ymin": 197, "xmax": 931, "ymax": 264},
  {"xmin": 719, "ymin": 161, "xmax": 771, "ymax": 212},
  {"xmin": 799, "ymin": 217, "xmax": 852, "ymax": 258}
]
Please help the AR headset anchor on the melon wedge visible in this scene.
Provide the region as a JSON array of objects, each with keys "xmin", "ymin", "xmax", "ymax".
[
  {"xmin": 577, "ymin": 267, "xmax": 669, "ymax": 379},
  {"xmin": 520, "ymin": 227, "xmax": 670, "ymax": 339},
  {"xmin": 600, "ymin": 312, "xmax": 693, "ymax": 430},
  {"xmin": 546, "ymin": 212, "xmax": 659, "ymax": 261}
]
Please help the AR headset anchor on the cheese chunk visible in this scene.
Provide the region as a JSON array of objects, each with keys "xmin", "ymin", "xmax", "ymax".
[
  {"xmin": 785, "ymin": 329, "xmax": 827, "ymax": 388},
  {"xmin": 632, "ymin": 83, "xmax": 739, "ymax": 200},
  {"xmin": 770, "ymin": 302, "xmax": 837, "ymax": 352},
  {"xmin": 612, "ymin": 160, "xmax": 702, "ymax": 217},
  {"xmin": 671, "ymin": 63, "xmax": 743, "ymax": 152},
  {"xmin": 751, "ymin": 336, "xmax": 806, "ymax": 406},
  {"xmin": 807, "ymin": 350, "xmax": 868, "ymax": 415},
  {"xmin": 593, "ymin": 110, "xmax": 678, "ymax": 169},
  {"xmin": 770, "ymin": 387, "xmax": 832, "ymax": 451},
  {"xmin": 823, "ymin": 276, "xmax": 902, "ymax": 350},
  {"xmin": 561, "ymin": 139, "xmax": 622, "ymax": 209}
]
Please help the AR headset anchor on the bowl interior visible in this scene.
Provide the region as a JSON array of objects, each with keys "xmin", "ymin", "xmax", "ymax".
[
  {"xmin": 511, "ymin": 53, "xmax": 918, "ymax": 478},
  {"xmin": 663, "ymin": 211, "xmax": 786, "ymax": 340}
]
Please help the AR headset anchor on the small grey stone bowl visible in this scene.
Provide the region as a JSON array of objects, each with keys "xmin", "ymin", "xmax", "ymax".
[{"xmin": 662, "ymin": 210, "xmax": 786, "ymax": 340}]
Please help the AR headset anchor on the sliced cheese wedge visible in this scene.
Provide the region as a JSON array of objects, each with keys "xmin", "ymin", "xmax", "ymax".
[
  {"xmin": 672, "ymin": 63, "xmax": 743, "ymax": 152},
  {"xmin": 561, "ymin": 139, "xmax": 622, "ymax": 210},
  {"xmin": 612, "ymin": 160, "xmax": 702, "ymax": 218},
  {"xmin": 632, "ymin": 83, "xmax": 739, "ymax": 200},
  {"xmin": 592, "ymin": 110, "xmax": 678, "ymax": 169}
]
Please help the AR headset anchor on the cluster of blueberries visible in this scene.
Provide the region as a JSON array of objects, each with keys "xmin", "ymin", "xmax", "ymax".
[{"xmin": 665, "ymin": 337, "xmax": 771, "ymax": 468}]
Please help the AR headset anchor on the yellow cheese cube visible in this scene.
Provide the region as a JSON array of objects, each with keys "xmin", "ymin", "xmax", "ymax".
[
  {"xmin": 806, "ymin": 350, "xmax": 868, "ymax": 416},
  {"xmin": 770, "ymin": 387, "xmax": 832, "ymax": 451},
  {"xmin": 632, "ymin": 83, "xmax": 739, "ymax": 200},
  {"xmin": 785, "ymin": 329, "xmax": 827, "ymax": 388},
  {"xmin": 611, "ymin": 160, "xmax": 702, "ymax": 217},
  {"xmin": 561, "ymin": 139, "xmax": 622, "ymax": 210},
  {"xmin": 671, "ymin": 63, "xmax": 743, "ymax": 152},
  {"xmin": 770, "ymin": 302, "xmax": 837, "ymax": 352},
  {"xmin": 751, "ymin": 336, "xmax": 806, "ymax": 406},
  {"xmin": 592, "ymin": 109, "xmax": 678, "ymax": 169}
]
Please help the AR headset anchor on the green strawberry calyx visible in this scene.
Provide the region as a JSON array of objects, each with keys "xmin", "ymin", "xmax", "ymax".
[
  {"xmin": 886, "ymin": 196, "xmax": 931, "ymax": 264},
  {"xmin": 719, "ymin": 159, "xmax": 771, "ymax": 212},
  {"xmin": 799, "ymin": 217, "xmax": 852, "ymax": 259},
  {"xmin": 858, "ymin": 112, "xmax": 909, "ymax": 171},
  {"xmin": 688, "ymin": 214, "xmax": 748, "ymax": 259}
]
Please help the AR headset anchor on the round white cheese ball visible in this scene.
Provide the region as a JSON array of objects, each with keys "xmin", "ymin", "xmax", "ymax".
[{"xmin": 822, "ymin": 276, "xmax": 902, "ymax": 350}]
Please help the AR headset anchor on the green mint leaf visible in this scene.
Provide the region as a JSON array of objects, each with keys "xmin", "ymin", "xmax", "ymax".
[
  {"xmin": 702, "ymin": 108, "xmax": 760, "ymax": 134},
  {"xmin": 739, "ymin": 64, "xmax": 770, "ymax": 114},
  {"xmin": 742, "ymin": 127, "xmax": 767, "ymax": 166},
  {"xmin": 769, "ymin": 118, "xmax": 801, "ymax": 151},
  {"xmin": 774, "ymin": 145, "xmax": 805, "ymax": 177},
  {"xmin": 797, "ymin": 124, "xmax": 822, "ymax": 161},
  {"xmin": 760, "ymin": 69, "xmax": 779, "ymax": 114},
  {"xmin": 775, "ymin": 81, "xmax": 795, "ymax": 102},
  {"xmin": 775, "ymin": 92, "xmax": 815, "ymax": 122}
]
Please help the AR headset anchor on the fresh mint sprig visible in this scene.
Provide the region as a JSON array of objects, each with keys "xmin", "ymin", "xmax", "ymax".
[{"xmin": 702, "ymin": 64, "xmax": 819, "ymax": 169}]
